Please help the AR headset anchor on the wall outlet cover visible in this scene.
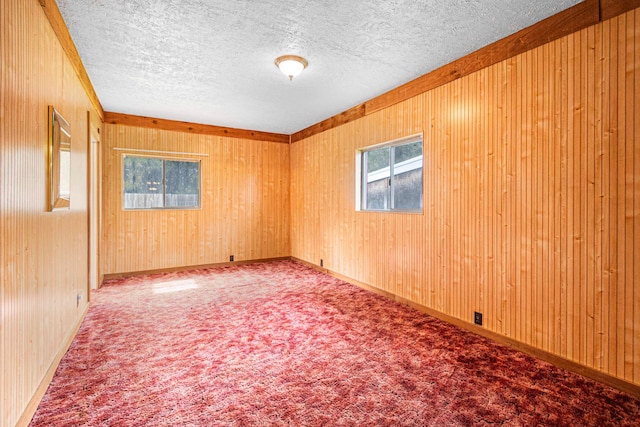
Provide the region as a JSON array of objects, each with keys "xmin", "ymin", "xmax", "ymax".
[{"xmin": 474, "ymin": 311, "xmax": 483, "ymax": 326}]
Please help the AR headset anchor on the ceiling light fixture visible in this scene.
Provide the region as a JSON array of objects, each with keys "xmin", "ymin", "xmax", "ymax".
[{"xmin": 275, "ymin": 55, "xmax": 308, "ymax": 81}]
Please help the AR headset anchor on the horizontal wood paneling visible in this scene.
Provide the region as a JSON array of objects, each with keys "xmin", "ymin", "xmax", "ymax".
[
  {"xmin": 1, "ymin": 1, "xmax": 95, "ymax": 425},
  {"xmin": 290, "ymin": 9, "xmax": 640, "ymax": 387},
  {"xmin": 102, "ymin": 124, "xmax": 291, "ymax": 275},
  {"xmin": 104, "ymin": 112, "xmax": 290, "ymax": 144}
]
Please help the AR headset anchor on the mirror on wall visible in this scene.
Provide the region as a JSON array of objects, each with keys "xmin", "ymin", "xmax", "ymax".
[{"xmin": 48, "ymin": 106, "xmax": 71, "ymax": 211}]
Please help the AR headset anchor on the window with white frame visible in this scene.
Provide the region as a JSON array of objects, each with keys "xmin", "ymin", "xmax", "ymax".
[
  {"xmin": 123, "ymin": 155, "xmax": 201, "ymax": 210},
  {"xmin": 358, "ymin": 135, "xmax": 423, "ymax": 212}
]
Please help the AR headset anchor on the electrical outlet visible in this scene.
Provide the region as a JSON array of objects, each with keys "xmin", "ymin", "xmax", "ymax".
[
  {"xmin": 230, "ymin": 255, "xmax": 234, "ymax": 262},
  {"xmin": 474, "ymin": 311, "xmax": 483, "ymax": 326},
  {"xmin": 320, "ymin": 259, "xmax": 323, "ymax": 267}
]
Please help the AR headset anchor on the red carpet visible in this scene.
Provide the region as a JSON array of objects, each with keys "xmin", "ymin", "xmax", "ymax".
[{"xmin": 31, "ymin": 261, "xmax": 639, "ymax": 426}]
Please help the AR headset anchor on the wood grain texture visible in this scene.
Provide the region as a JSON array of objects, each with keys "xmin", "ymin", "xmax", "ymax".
[
  {"xmin": 291, "ymin": 0, "xmax": 640, "ymax": 142},
  {"xmin": 102, "ymin": 257, "xmax": 291, "ymax": 280},
  {"xmin": 290, "ymin": 8, "xmax": 640, "ymax": 387},
  {"xmin": 601, "ymin": 0, "xmax": 640, "ymax": 20},
  {"xmin": 290, "ymin": 104, "xmax": 365, "ymax": 143},
  {"xmin": 1, "ymin": 1, "xmax": 96, "ymax": 425},
  {"xmin": 15, "ymin": 305, "xmax": 89, "ymax": 427},
  {"xmin": 101, "ymin": 123, "xmax": 291, "ymax": 275},
  {"xmin": 38, "ymin": 0, "xmax": 103, "ymax": 120},
  {"xmin": 88, "ymin": 110, "xmax": 103, "ymax": 290},
  {"xmin": 104, "ymin": 112, "xmax": 290, "ymax": 144},
  {"xmin": 365, "ymin": 0, "xmax": 599, "ymax": 116},
  {"xmin": 292, "ymin": 257, "xmax": 640, "ymax": 399}
]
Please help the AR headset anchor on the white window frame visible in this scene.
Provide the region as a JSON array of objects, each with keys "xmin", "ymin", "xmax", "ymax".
[{"xmin": 356, "ymin": 133, "xmax": 423, "ymax": 213}]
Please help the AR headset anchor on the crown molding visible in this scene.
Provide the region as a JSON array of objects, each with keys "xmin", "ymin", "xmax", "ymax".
[{"xmin": 104, "ymin": 112, "xmax": 290, "ymax": 144}]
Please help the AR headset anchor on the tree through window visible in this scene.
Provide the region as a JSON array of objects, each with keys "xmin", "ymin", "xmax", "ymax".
[
  {"xmin": 123, "ymin": 156, "xmax": 200, "ymax": 209},
  {"xmin": 359, "ymin": 136, "xmax": 423, "ymax": 212}
]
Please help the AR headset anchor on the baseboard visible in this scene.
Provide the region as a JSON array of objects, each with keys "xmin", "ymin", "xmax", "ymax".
[
  {"xmin": 291, "ymin": 257, "xmax": 640, "ymax": 400},
  {"xmin": 16, "ymin": 302, "xmax": 91, "ymax": 427},
  {"xmin": 102, "ymin": 257, "xmax": 292, "ymax": 281}
]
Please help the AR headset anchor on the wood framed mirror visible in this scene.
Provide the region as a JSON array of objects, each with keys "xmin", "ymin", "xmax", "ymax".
[{"xmin": 48, "ymin": 106, "xmax": 71, "ymax": 211}]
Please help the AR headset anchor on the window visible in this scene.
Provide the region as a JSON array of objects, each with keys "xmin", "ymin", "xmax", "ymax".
[
  {"xmin": 123, "ymin": 156, "xmax": 200, "ymax": 209},
  {"xmin": 358, "ymin": 135, "xmax": 423, "ymax": 212}
]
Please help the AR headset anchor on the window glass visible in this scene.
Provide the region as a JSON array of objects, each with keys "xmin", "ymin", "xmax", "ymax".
[
  {"xmin": 59, "ymin": 149, "xmax": 71, "ymax": 198},
  {"xmin": 360, "ymin": 137, "xmax": 422, "ymax": 212},
  {"xmin": 392, "ymin": 141, "xmax": 422, "ymax": 210},
  {"xmin": 165, "ymin": 160, "xmax": 200, "ymax": 208},
  {"xmin": 123, "ymin": 156, "xmax": 200, "ymax": 210},
  {"xmin": 365, "ymin": 146, "xmax": 390, "ymax": 210}
]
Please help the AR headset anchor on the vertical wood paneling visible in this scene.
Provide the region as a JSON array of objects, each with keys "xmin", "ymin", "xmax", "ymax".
[
  {"xmin": 101, "ymin": 124, "xmax": 290, "ymax": 275},
  {"xmin": 290, "ymin": 9, "xmax": 640, "ymax": 386},
  {"xmin": 1, "ymin": 1, "xmax": 95, "ymax": 425},
  {"xmin": 604, "ymin": 14, "xmax": 617, "ymax": 377},
  {"xmin": 631, "ymin": 9, "xmax": 640, "ymax": 385},
  {"xmin": 622, "ymin": 9, "xmax": 635, "ymax": 383}
]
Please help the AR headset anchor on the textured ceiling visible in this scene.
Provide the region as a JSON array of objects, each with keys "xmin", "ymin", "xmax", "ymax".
[{"xmin": 57, "ymin": 0, "xmax": 582, "ymax": 134}]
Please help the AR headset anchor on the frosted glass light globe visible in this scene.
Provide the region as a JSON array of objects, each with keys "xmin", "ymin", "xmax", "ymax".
[{"xmin": 275, "ymin": 55, "xmax": 308, "ymax": 81}]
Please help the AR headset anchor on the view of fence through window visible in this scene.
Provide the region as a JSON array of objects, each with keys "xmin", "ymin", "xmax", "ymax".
[
  {"xmin": 362, "ymin": 138, "xmax": 423, "ymax": 211},
  {"xmin": 123, "ymin": 156, "xmax": 200, "ymax": 209}
]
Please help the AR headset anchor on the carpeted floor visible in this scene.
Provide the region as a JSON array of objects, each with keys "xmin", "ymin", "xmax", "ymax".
[{"xmin": 31, "ymin": 261, "xmax": 640, "ymax": 426}]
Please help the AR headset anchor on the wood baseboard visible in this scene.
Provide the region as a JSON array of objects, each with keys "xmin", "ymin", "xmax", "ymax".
[
  {"xmin": 20, "ymin": 256, "xmax": 637, "ymax": 427},
  {"xmin": 291, "ymin": 257, "xmax": 640, "ymax": 400},
  {"xmin": 102, "ymin": 257, "xmax": 292, "ymax": 281},
  {"xmin": 16, "ymin": 303, "xmax": 91, "ymax": 426}
]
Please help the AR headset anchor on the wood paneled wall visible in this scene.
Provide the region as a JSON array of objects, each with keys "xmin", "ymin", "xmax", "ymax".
[
  {"xmin": 291, "ymin": 9, "xmax": 640, "ymax": 386},
  {"xmin": 101, "ymin": 124, "xmax": 290, "ymax": 275},
  {"xmin": 1, "ymin": 1, "xmax": 96, "ymax": 425}
]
